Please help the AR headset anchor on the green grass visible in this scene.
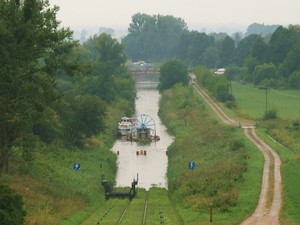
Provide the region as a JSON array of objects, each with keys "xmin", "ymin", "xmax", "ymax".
[
  {"xmin": 282, "ymin": 159, "xmax": 300, "ymax": 224},
  {"xmin": 172, "ymin": 131, "xmax": 264, "ymax": 225},
  {"xmin": 146, "ymin": 188, "xmax": 181, "ymax": 225},
  {"xmin": 230, "ymin": 81, "xmax": 300, "ymax": 120},
  {"xmin": 256, "ymin": 128, "xmax": 300, "ymax": 225},
  {"xmin": 120, "ymin": 189, "xmax": 147, "ymax": 225},
  {"xmin": 159, "ymin": 84, "xmax": 264, "ymax": 224},
  {"xmin": 0, "ymin": 141, "xmax": 117, "ymax": 225}
]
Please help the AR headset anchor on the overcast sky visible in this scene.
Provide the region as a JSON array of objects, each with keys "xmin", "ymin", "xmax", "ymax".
[{"xmin": 49, "ymin": 0, "xmax": 299, "ymax": 29}]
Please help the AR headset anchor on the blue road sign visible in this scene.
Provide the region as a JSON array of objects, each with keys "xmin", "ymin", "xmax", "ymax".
[
  {"xmin": 188, "ymin": 162, "xmax": 195, "ymax": 170},
  {"xmin": 74, "ymin": 163, "xmax": 80, "ymax": 171}
]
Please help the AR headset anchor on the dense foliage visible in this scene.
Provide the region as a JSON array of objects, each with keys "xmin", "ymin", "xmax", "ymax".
[
  {"xmin": 0, "ymin": 0, "xmax": 135, "ymax": 173},
  {"xmin": 0, "ymin": 1, "xmax": 135, "ymax": 224},
  {"xmin": 0, "ymin": 0, "xmax": 74, "ymax": 172},
  {"xmin": 0, "ymin": 185, "xmax": 26, "ymax": 225},
  {"xmin": 123, "ymin": 14, "xmax": 300, "ymax": 89},
  {"xmin": 122, "ymin": 13, "xmax": 188, "ymax": 61},
  {"xmin": 158, "ymin": 59, "xmax": 189, "ymax": 91},
  {"xmin": 195, "ymin": 67, "xmax": 235, "ymax": 106}
]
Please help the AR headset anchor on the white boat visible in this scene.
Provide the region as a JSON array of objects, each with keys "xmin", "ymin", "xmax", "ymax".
[{"xmin": 118, "ymin": 117, "xmax": 135, "ymax": 136}]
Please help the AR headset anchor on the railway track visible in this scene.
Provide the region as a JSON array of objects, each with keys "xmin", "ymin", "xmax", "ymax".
[
  {"xmin": 91, "ymin": 189, "xmax": 183, "ymax": 225},
  {"xmin": 192, "ymin": 82, "xmax": 282, "ymax": 225}
]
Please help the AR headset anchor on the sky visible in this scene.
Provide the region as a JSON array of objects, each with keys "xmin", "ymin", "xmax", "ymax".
[{"xmin": 49, "ymin": 0, "xmax": 299, "ymax": 31}]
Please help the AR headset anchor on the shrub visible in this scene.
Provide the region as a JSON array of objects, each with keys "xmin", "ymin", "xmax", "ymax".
[
  {"xmin": 264, "ymin": 108, "xmax": 278, "ymax": 120},
  {"xmin": 0, "ymin": 185, "xmax": 26, "ymax": 225}
]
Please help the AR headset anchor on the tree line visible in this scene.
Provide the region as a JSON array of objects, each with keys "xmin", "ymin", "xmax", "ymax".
[
  {"xmin": 123, "ymin": 13, "xmax": 300, "ymax": 89},
  {"xmin": 0, "ymin": 0, "xmax": 135, "ymax": 174}
]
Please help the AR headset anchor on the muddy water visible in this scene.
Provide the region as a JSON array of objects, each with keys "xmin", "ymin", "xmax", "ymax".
[{"xmin": 111, "ymin": 74, "xmax": 173, "ymax": 190}]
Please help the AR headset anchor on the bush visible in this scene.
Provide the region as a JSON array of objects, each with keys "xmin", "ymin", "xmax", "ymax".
[
  {"xmin": 159, "ymin": 59, "xmax": 189, "ymax": 91},
  {"xmin": 264, "ymin": 108, "xmax": 278, "ymax": 120},
  {"xmin": 0, "ymin": 185, "xmax": 26, "ymax": 225}
]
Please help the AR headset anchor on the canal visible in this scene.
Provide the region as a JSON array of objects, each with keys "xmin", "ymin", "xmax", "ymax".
[{"xmin": 111, "ymin": 74, "xmax": 173, "ymax": 190}]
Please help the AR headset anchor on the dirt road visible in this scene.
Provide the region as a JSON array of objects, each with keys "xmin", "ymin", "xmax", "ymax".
[{"xmin": 193, "ymin": 82, "xmax": 282, "ymax": 225}]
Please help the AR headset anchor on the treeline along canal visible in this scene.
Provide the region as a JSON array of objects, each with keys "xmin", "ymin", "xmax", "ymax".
[{"xmin": 111, "ymin": 74, "xmax": 173, "ymax": 190}]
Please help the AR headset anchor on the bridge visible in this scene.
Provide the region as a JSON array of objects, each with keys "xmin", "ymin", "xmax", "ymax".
[{"xmin": 128, "ymin": 68, "xmax": 160, "ymax": 74}]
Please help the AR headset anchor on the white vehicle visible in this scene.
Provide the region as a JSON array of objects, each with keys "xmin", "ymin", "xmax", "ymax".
[{"xmin": 214, "ymin": 68, "xmax": 225, "ymax": 75}]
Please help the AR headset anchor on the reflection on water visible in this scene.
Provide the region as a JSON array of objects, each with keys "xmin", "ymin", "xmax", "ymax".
[{"xmin": 111, "ymin": 74, "xmax": 173, "ymax": 190}]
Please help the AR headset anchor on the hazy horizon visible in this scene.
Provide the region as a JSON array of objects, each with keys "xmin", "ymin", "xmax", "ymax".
[{"xmin": 49, "ymin": 0, "xmax": 299, "ymax": 29}]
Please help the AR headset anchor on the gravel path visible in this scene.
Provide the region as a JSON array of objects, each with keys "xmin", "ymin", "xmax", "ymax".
[{"xmin": 193, "ymin": 82, "xmax": 282, "ymax": 225}]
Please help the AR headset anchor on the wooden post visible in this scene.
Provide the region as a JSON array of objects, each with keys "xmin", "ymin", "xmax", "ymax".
[{"xmin": 210, "ymin": 202, "xmax": 213, "ymax": 223}]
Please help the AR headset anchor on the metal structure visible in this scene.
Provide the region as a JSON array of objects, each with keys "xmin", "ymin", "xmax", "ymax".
[
  {"xmin": 130, "ymin": 114, "xmax": 156, "ymax": 140},
  {"xmin": 101, "ymin": 173, "xmax": 138, "ymax": 200}
]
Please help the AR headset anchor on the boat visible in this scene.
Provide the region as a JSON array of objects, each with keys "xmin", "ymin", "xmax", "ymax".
[{"xmin": 118, "ymin": 117, "xmax": 135, "ymax": 136}]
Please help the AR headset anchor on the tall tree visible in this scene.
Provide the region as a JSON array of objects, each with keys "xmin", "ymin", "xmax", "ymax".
[
  {"xmin": 83, "ymin": 33, "xmax": 127, "ymax": 102},
  {"xmin": 234, "ymin": 34, "xmax": 262, "ymax": 66},
  {"xmin": 268, "ymin": 26, "xmax": 298, "ymax": 65},
  {"xmin": 0, "ymin": 0, "xmax": 73, "ymax": 172},
  {"xmin": 218, "ymin": 36, "xmax": 235, "ymax": 67},
  {"xmin": 123, "ymin": 13, "xmax": 188, "ymax": 61},
  {"xmin": 187, "ymin": 31, "xmax": 215, "ymax": 66},
  {"xmin": 158, "ymin": 59, "xmax": 188, "ymax": 91}
]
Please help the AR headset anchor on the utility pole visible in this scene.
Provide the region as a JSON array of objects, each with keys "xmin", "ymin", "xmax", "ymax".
[
  {"xmin": 260, "ymin": 86, "xmax": 268, "ymax": 115},
  {"xmin": 265, "ymin": 87, "xmax": 268, "ymax": 115},
  {"xmin": 210, "ymin": 202, "xmax": 213, "ymax": 223}
]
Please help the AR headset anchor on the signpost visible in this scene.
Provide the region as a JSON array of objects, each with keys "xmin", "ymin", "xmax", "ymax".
[
  {"xmin": 74, "ymin": 163, "xmax": 80, "ymax": 171},
  {"xmin": 188, "ymin": 162, "xmax": 195, "ymax": 170}
]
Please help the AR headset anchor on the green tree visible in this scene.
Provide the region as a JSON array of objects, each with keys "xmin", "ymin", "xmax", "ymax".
[
  {"xmin": 279, "ymin": 44, "xmax": 300, "ymax": 78},
  {"xmin": 244, "ymin": 57, "xmax": 259, "ymax": 76},
  {"xmin": 0, "ymin": 0, "xmax": 73, "ymax": 172},
  {"xmin": 0, "ymin": 185, "xmax": 26, "ymax": 225},
  {"xmin": 203, "ymin": 46, "xmax": 218, "ymax": 68},
  {"xmin": 158, "ymin": 59, "xmax": 189, "ymax": 90},
  {"xmin": 218, "ymin": 36, "xmax": 235, "ymax": 67},
  {"xmin": 234, "ymin": 34, "xmax": 263, "ymax": 66},
  {"xmin": 63, "ymin": 95, "xmax": 107, "ymax": 147},
  {"xmin": 123, "ymin": 13, "xmax": 188, "ymax": 61},
  {"xmin": 268, "ymin": 26, "xmax": 300, "ymax": 65},
  {"xmin": 288, "ymin": 71, "xmax": 300, "ymax": 89},
  {"xmin": 251, "ymin": 37, "xmax": 268, "ymax": 63},
  {"xmin": 187, "ymin": 31, "xmax": 215, "ymax": 66},
  {"xmin": 83, "ymin": 33, "xmax": 127, "ymax": 102},
  {"xmin": 252, "ymin": 63, "xmax": 277, "ymax": 85}
]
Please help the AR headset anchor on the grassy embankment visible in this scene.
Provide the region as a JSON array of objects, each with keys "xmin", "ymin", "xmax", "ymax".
[
  {"xmin": 218, "ymin": 81, "xmax": 300, "ymax": 225},
  {"xmin": 0, "ymin": 106, "xmax": 123, "ymax": 225},
  {"xmin": 159, "ymin": 84, "xmax": 264, "ymax": 224}
]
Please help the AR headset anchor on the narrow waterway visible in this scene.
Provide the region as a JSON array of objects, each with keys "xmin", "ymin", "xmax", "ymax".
[{"xmin": 111, "ymin": 74, "xmax": 173, "ymax": 190}]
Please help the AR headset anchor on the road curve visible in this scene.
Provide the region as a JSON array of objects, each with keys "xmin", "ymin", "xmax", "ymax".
[{"xmin": 192, "ymin": 82, "xmax": 282, "ymax": 225}]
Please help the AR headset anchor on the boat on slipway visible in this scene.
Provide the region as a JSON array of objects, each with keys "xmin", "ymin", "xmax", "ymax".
[
  {"xmin": 118, "ymin": 114, "xmax": 160, "ymax": 142},
  {"xmin": 118, "ymin": 117, "xmax": 135, "ymax": 136}
]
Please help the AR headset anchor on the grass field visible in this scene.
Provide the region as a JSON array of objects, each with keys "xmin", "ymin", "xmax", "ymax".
[
  {"xmin": 159, "ymin": 85, "xmax": 264, "ymax": 224},
  {"xmin": 230, "ymin": 81, "xmax": 300, "ymax": 120}
]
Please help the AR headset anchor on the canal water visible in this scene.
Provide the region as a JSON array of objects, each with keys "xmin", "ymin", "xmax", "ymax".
[{"xmin": 111, "ymin": 74, "xmax": 173, "ymax": 190}]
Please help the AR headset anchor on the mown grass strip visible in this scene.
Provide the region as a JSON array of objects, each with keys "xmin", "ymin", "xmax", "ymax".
[
  {"xmin": 118, "ymin": 188, "xmax": 147, "ymax": 225},
  {"xmin": 146, "ymin": 188, "xmax": 181, "ymax": 225},
  {"xmin": 97, "ymin": 199, "xmax": 130, "ymax": 225}
]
